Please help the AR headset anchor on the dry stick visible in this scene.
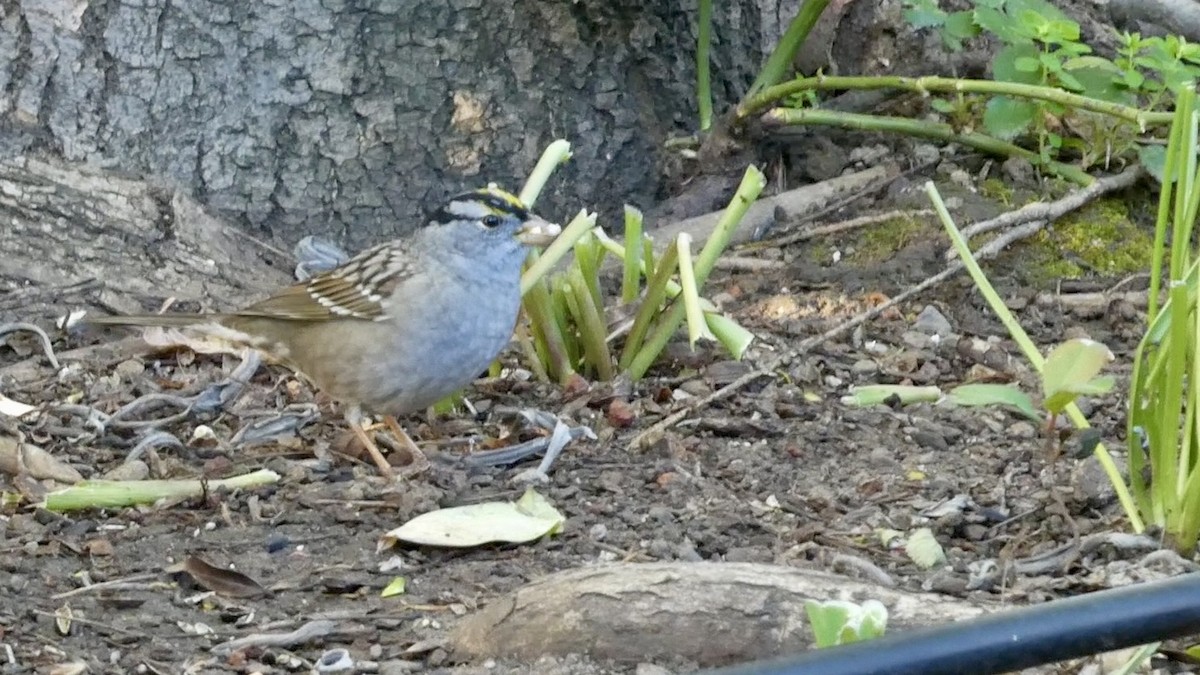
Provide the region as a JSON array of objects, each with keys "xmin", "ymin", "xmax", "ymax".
[
  {"xmin": 51, "ymin": 572, "xmax": 164, "ymax": 599},
  {"xmin": 0, "ymin": 322, "xmax": 61, "ymax": 369},
  {"xmin": 713, "ymin": 256, "xmax": 787, "ymax": 271},
  {"xmin": 946, "ymin": 165, "xmax": 1144, "ymax": 259},
  {"xmin": 630, "ymin": 369, "xmax": 772, "ymax": 449},
  {"xmin": 755, "ymin": 209, "xmax": 935, "ymax": 249},
  {"xmin": 210, "ymin": 619, "xmax": 339, "ymax": 655}
]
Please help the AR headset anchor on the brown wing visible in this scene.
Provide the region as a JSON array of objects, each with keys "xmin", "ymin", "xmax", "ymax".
[{"xmin": 234, "ymin": 241, "xmax": 415, "ymax": 322}]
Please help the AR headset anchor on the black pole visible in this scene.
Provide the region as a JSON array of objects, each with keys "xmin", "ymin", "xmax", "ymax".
[{"xmin": 706, "ymin": 572, "xmax": 1200, "ymax": 675}]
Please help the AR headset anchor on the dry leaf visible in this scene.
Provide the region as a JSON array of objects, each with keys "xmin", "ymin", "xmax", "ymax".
[{"xmin": 178, "ymin": 556, "xmax": 266, "ymax": 598}]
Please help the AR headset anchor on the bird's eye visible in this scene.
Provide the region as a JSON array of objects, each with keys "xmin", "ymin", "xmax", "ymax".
[{"xmin": 482, "ymin": 214, "xmax": 503, "ymax": 228}]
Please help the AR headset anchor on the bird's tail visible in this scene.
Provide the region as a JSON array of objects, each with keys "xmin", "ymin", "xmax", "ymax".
[{"xmin": 84, "ymin": 313, "xmax": 224, "ymax": 328}]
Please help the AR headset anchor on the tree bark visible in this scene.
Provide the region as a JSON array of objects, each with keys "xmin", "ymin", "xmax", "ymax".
[
  {"xmin": 0, "ymin": 0, "xmax": 771, "ymax": 249},
  {"xmin": 449, "ymin": 561, "xmax": 990, "ymax": 667}
]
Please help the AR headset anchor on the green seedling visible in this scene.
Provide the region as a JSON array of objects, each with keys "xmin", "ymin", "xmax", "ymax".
[
  {"xmin": 805, "ymin": 599, "xmax": 889, "ymax": 648},
  {"xmin": 519, "ymin": 166, "xmax": 763, "ymax": 383}
]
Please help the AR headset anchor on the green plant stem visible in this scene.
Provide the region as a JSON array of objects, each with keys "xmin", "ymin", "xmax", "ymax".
[
  {"xmin": 524, "ymin": 274, "xmax": 574, "ymax": 383},
  {"xmin": 519, "ymin": 140, "xmax": 572, "ymax": 208},
  {"xmin": 626, "ymin": 166, "xmax": 766, "ymax": 379},
  {"xmin": 924, "ymin": 181, "xmax": 1144, "ymax": 533},
  {"xmin": 744, "ymin": 0, "xmax": 833, "ymax": 99},
  {"xmin": 739, "ymin": 75, "xmax": 1175, "ymax": 128},
  {"xmin": 1148, "ymin": 87, "xmax": 1190, "ymax": 318},
  {"xmin": 704, "ymin": 312, "xmax": 755, "ymax": 359},
  {"xmin": 515, "ymin": 324, "xmax": 549, "ymax": 383},
  {"xmin": 697, "ymin": 0, "xmax": 713, "ymax": 132},
  {"xmin": 44, "ymin": 470, "xmax": 281, "ymax": 512},
  {"xmin": 765, "ymin": 107, "xmax": 1093, "ymax": 185},
  {"xmin": 676, "ymin": 233, "xmax": 715, "ymax": 346},
  {"xmin": 618, "ymin": 244, "xmax": 680, "ymax": 373},
  {"xmin": 622, "ymin": 206, "xmax": 645, "ymax": 304},
  {"xmin": 1172, "ymin": 88, "xmax": 1200, "ymax": 281},
  {"xmin": 565, "ymin": 268, "xmax": 615, "ymax": 380},
  {"xmin": 521, "ymin": 210, "xmax": 598, "ymax": 295}
]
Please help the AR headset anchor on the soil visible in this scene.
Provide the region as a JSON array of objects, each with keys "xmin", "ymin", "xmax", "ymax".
[
  {"xmin": 0, "ymin": 155, "xmax": 1167, "ymax": 674},
  {"xmin": 0, "ymin": 2, "xmax": 1185, "ymax": 673}
]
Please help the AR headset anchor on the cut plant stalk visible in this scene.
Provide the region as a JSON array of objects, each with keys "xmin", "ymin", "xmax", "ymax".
[
  {"xmin": 704, "ymin": 312, "xmax": 755, "ymax": 360},
  {"xmin": 676, "ymin": 232, "xmax": 716, "ymax": 347},
  {"xmin": 696, "ymin": 0, "xmax": 713, "ymax": 131},
  {"xmin": 596, "ymin": 228, "xmax": 752, "ymax": 359},
  {"xmin": 521, "ymin": 209, "xmax": 598, "ymax": 295},
  {"xmin": 564, "ymin": 267, "xmax": 615, "ymax": 380},
  {"xmin": 626, "ymin": 165, "xmax": 766, "ymax": 379},
  {"xmin": 523, "ymin": 273, "xmax": 574, "ymax": 383},
  {"xmin": 44, "ymin": 469, "xmax": 281, "ymax": 512},
  {"xmin": 622, "ymin": 206, "xmax": 645, "ymax": 304},
  {"xmin": 618, "ymin": 242, "xmax": 681, "ymax": 373},
  {"xmin": 519, "ymin": 139, "xmax": 572, "ymax": 208},
  {"xmin": 743, "ymin": 0, "xmax": 833, "ymax": 98}
]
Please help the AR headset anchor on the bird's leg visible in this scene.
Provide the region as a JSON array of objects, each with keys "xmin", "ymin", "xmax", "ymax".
[
  {"xmin": 344, "ymin": 405, "xmax": 397, "ymax": 481},
  {"xmin": 383, "ymin": 415, "xmax": 430, "ymax": 476}
]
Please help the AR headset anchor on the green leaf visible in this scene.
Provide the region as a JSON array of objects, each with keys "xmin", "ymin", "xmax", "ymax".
[
  {"xmin": 1069, "ymin": 67, "xmax": 1133, "ymax": 104},
  {"xmin": 1014, "ymin": 56, "xmax": 1041, "ymax": 73},
  {"xmin": 806, "ymin": 601, "xmax": 853, "ymax": 648},
  {"xmin": 1140, "ymin": 144, "xmax": 1167, "ymax": 182},
  {"xmin": 1010, "ymin": 0, "xmax": 1071, "ymax": 24},
  {"xmin": 942, "ymin": 11, "xmax": 980, "ymax": 50},
  {"xmin": 945, "ymin": 383, "xmax": 1040, "ymax": 421},
  {"xmin": 841, "ymin": 385, "xmax": 942, "ymax": 407},
  {"xmin": 983, "ymin": 96, "xmax": 1037, "ymax": 139},
  {"xmin": 805, "ymin": 600, "xmax": 889, "ymax": 648},
  {"xmin": 905, "ymin": 528, "xmax": 948, "ymax": 568},
  {"xmin": 993, "ymin": 44, "xmax": 1044, "ymax": 84},
  {"xmin": 1042, "ymin": 338, "xmax": 1115, "ymax": 414},
  {"xmin": 381, "ymin": 577, "xmax": 407, "ymax": 598},
  {"xmin": 930, "ymin": 98, "xmax": 958, "ymax": 113},
  {"xmin": 974, "ymin": 6, "xmax": 1031, "ymax": 44},
  {"xmin": 903, "ymin": 0, "xmax": 947, "ymax": 29}
]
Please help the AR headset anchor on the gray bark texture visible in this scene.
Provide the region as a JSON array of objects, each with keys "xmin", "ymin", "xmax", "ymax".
[
  {"xmin": 449, "ymin": 562, "xmax": 991, "ymax": 666},
  {"xmin": 0, "ymin": 0, "xmax": 778, "ymax": 251}
]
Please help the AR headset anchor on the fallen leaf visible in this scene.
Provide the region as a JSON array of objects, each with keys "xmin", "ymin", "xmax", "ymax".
[
  {"xmin": 177, "ymin": 556, "xmax": 266, "ymax": 598},
  {"xmin": 379, "ymin": 488, "xmax": 564, "ymax": 549}
]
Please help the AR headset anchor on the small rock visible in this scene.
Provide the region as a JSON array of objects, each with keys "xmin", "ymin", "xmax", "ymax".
[
  {"xmin": 914, "ymin": 305, "xmax": 953, "ymax": 336},
  {"xmin": 851, "ymin": 359, "xmax": 878, "ymax": 375},
  {"xmin": 114, "ymin": 359, "xmax": 145, "ymax": 380},
  {"xmin": 900, "ymin": 331, "xmax": 933, "ymax": 350},
  {"xmin": 636, "ymin": 664, "xmax": 673, "ymax": 675},
  {"xmin": 911, "ymin": 430, "xmax": 948, "ymax": 452},
  {"xmin": 646, "ymin": 539, "xmax": 674, "ymax": 559},
  {"xmin": 606, "ymin": 399, "xmax": 636, "ymax": 428},
  {"xmin": 679, "ymin": 379, "xmax": 711, "ymax": 397},
  {"xmin": 911, "ymin": 143, "xmax": 940, "ymax": 166},
  {"xmin": 1075, "ymin": 453, "xmax": 1123, "ymax": 506},
  {"xmin": 724, "ymin": 546, "xmax": 773, "ymax": 563},
  {"xmin": 589, "ymin": 523, "xmax": 608, "ymax": 541},
  {"xmin": 1007, "ymin": 421, "xmax": 1037, "ymax": 439},
  {"xmin": 962, "ymin": 524, "xmax": 989, "ymax": 541},
  {"xmin": 1001, "ymin": 156, "xmax": 1035, "ymax": 183}
]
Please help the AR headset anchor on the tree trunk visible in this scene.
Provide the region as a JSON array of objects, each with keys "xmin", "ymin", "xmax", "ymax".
[{"xmin": 1, "ymin": 0, "xmax": 775, "ymax": 251}]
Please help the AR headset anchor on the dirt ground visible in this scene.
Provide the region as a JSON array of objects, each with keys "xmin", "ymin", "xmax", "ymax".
[
  {"xmin": 3, "ymin": 0, "xmax": 1193, "ymax": 670},
  {"xmin": 0, "ymin": 147, "xmax": 1180, "ymax": 674}
]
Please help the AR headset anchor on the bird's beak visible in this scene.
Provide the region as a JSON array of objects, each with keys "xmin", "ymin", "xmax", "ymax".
[{"xmin": 515, "ymin": 215, "xmax": 561, "ymax": 246}]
